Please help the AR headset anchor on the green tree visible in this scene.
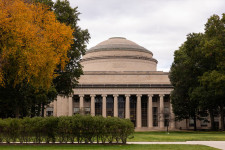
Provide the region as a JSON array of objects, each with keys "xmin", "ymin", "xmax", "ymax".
[
  {"xmin": 199, "ymin": 14, "xmax": 225, "ymax": 130},
  {"xmin": 170, "ymin": 14, "xmax": 225, "ymax": 130},
  {"xmin": 53, "ymin": 0, "xmax": 90, "ymax": 95},
  {"xmin": 169, "ymin": 33, "xmax": 205, "ymax": 131}
]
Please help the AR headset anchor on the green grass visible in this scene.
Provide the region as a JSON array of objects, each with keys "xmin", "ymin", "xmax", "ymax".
[
  {"xmin": 129, "ymin": 131, "xmax": 225, "ymax": 142},
  {"xmin": 0, "ymin": 144, "xmax": 218, "ymax": 150}
]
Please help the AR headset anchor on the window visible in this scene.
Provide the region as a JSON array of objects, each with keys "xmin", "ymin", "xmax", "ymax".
[
  {"xmin": 46, "ymin": 107, "xmax": 53, "ymax": 116},
  {"xmin": 95, "ymin": 95, "xmax": 102, "ymax": 116},
  {"xmin": 118, "ymin": 95, "xmax": 125, "ymax": 118},
  {"xmin": 106, "ymin": 95, "xmax": 114, "ymax": 117},
  {"xmin": 189, "ymin": 118, "xmax": 194, "ymax": 127},
  {"xmin": 74, "ymin": 107, "xmax": 80, "ymax": 114},
  {"xmin": 152, "ymin": 96, "xmax": 158, "ymax": 102},
  {"xmin": 141, "ymin": 95, "xmax": 148, "ymax": 127},
  {"xmin": 153, "ymin": 107, "xmax": 158, "ymax": 127}
]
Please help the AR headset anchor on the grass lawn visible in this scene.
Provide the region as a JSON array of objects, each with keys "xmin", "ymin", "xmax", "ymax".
[
  {"xmin": 129, "ymin": 131, "xmax": 225, "ymax": 142},
  {"xmin": 0, "ymin": 144, "xmax": 218, "ymax": 150}
]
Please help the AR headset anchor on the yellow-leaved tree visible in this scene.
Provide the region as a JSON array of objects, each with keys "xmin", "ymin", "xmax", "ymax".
[{"xmin": 0, "ymin": 0, "xmax": 73, "ymax": 89}]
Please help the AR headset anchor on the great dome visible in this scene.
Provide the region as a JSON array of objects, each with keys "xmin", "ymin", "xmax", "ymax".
[{"xmin": 81, "ymin": 37, "xmax": 158, "ymax": 72}]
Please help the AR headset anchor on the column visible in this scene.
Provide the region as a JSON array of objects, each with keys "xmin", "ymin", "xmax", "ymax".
[
  {"xmin": 113, "ymin": 94, "xmax": 118, "ymax": 117},
  {"xmin": 53, "ymin": 100, "xmax": 57, "ymax": 116},
  {"xmin": 79, "ymin": 94, "xmax": 84, "ymax": 113},
  {"xmin": 102, "ymin": 94, "xmax": 107, "ymax": 117},
  {"xmin": 148, "ymin": 94, "xmax": 153, "ymax": 128},
  {"xmin": 136, "ymin": 94, "xmax": 142, "ymax": 128},
  {"xmin": 159, "ymin": 94, "xmax": 164, "ymax": 129},
  {"xmin": 68, "ymin": 96, "xmax": 73, "ymax": 116},
  {"xmin": 125, "ymin": 94, "xmax": 130, "ymax": 119},
  {"xmin": 90, "ymin": 94, "xmax": 96, "ymax": 116},
  {"xmin": 170, "ymin": 100, "xmax": 176, "ymax": 129}
]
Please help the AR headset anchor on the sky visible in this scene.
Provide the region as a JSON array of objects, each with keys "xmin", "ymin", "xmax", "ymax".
[{"xmin": 66, "ymin": 0, "xmax": 224, "ymax": 72}]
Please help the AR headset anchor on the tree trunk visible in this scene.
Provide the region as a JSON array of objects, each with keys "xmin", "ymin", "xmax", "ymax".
[
  {"xmin": 209, "ymin": 110, "xmax": 215, "ymax": 130},
  {"xmin": 193, "ymin": 115, "xmax": 197, "ymax": 131},
  {"xmin": 219, "ymin": 105, "xmax": 224, "ymax": 131},
  {"xmin": 15, "ymin": 107, "xmax": 20, "ymax": 118},
  {"xmin": 41, "ymin": 103, "xmax": 45, "ymax": 117}
]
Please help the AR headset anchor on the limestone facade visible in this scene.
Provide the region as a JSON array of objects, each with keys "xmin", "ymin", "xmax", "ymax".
[{"xmin": 47, "ymin": 37, "xmax": 216, "ymax": 131}]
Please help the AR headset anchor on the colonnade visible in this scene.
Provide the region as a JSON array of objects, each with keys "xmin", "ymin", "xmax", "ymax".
[{"xmin": 68, "ymin": 94, "xmax": 176, "ymax": 129}]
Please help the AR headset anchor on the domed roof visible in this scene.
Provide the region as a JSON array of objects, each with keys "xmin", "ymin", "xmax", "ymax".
[{"xmin": 88, "ymin": 37, "xmax": 153, "ymax": 55}]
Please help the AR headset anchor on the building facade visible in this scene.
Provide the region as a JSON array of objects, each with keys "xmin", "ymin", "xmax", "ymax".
[{"xmin": 48, "ymin": 37, "xmax": 216, "ymax": 131}]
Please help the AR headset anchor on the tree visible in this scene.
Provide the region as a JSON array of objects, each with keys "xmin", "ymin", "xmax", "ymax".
[
  {"xmin": 169, "ymin": 33, "xmax": 205, "ymax": 131},
  {"xmin": 52, "ymin": 0, "xmax": 90, "ymax": 96},
  {"xmin": 0, "ymin": 0, "xmax": 73, "ymax": 89},
  {"xmin": 0, "ymin": 0, "xmax": 73, "ymax": 118},
  {"xmin": 199, "ymin": 14, "xmax": 225, "ymax": 130},
  {"xmin": 170, "ymin": 13, "xmax": 225, "ymax": 130}
]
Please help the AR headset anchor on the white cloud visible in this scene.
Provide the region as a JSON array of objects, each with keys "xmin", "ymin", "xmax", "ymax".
[{"xmin": 66, "ymin": 0, "xmax": 225, "ymax": 71}]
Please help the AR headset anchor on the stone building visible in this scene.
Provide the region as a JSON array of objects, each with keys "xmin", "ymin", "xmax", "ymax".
[{"xmin": 48, "ymin": 37, "xmax": 215, "ymax": 131}]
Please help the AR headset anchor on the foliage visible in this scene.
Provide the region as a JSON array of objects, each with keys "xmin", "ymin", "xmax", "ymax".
[
  {"xmin": 169, "ymin": 13, "xmax": 225, "ymax": 130},
  {"xmin": 52, "ymin": 0, "xmax": 90, "ymax": 95},
  {"xmin": 0, "ymin": 0, "xmax": 73, "ymax": 89},
  {"xmin": 0, "ymin": 0, "xmax": 90, "ymax": 118},
  {"xmin": 0, "ymin": 115, "xmax": 134, "ymax": 144}
]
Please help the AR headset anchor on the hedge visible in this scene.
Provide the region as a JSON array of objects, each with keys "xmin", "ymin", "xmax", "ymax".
[{"xmin": 0, "ymin": 115, "xmax": 134, "ymax": 144}]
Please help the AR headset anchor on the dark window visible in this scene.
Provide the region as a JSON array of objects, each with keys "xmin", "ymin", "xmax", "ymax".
[
  {"xmin": 152, "ymin": 95, "xmax": 158, "ymax": 102},
  {"xmin": 153, "ymin": 107, "xmax": 158, "ymax": 127},
  {"xmin": 130, "ymin": 95, "xmax": 137, "ymax": 127},
  {"xmin": 141, "ymin": 95, "xmax": 148, "ymax": 127},
  {"xmin": 118, "ymin": 95, "xmax": 125, "ymax": 118},
  {"xmin": 95, "ymin": 95, "xmax": 102, "ymax": 116},
  {"xmin": 164, "ymin": 95, "xmax": 170, "ymax": 102},
  {"xmin": 106, "ymin": 95, "xmax": 114, "ymax": 117},
  {"xmin": 73, "ymin": 95, "xmax": 79, "ymax": 103},
  {"xmin": 84, "ymin": 95, "xmax": 91, "ymax": 114}
]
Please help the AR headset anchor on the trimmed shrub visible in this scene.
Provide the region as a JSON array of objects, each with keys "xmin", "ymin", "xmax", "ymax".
[{"xmin": 0, "ymin": 115, "xmax": 134, "ymax": 144}]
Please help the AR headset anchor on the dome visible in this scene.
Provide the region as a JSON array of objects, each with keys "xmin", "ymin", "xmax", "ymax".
[
  {"xmin": 81, "ymin": 37, "xmax": 158, "ymax": 72},
  {"xmin": 88, "ymin": 37, "xmax": 153, "ymax": 55}
]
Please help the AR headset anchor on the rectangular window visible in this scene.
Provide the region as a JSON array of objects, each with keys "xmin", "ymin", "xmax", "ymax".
[
  {"xmin": 201, "ymin": 117, "xmax": 208, "ymax": 127},
  {"xmin": 153, "ymin": 107, "xmax": 158, "ymax": 127},
  {"xmin": 74, "ymin": 107, "xmax": 80, "ymax": 114},
  {"xmin": 189, "ymin": 118, "xmax": 194, "ymax": 127},
  {"xmin": 85, "ymin": 107, "xmax": 90, "ymax": 114}
]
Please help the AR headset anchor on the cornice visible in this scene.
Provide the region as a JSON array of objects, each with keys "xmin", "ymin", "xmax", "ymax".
[
  {"xmin": 81, "ymin": 55, "xmax": 158, "ymax": 63},
  {"xmin": 82, "ymin": 71, "xmax": 169, "ymax": 75},
  {"xmin": 76, "ymin": 84, "xmax": 173, "ymax": 89}
]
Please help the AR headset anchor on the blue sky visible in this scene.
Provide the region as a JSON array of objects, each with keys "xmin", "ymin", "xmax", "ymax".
[{"xmin": 62, "ymin": 0, "xmax": 225, "ymax": 71}]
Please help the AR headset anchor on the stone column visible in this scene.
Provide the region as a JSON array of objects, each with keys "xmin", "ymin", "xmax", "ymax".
[
  {"xmin": 90, "ymin": 94, "xmax": 96, "ymax": 116},
  {"xmin": 113, "ymin": 94, "xmax": 118, "ymax": 117},
  {"xmin": 53, "ymin": 100, "xmax": 57, "ymax": 117},
  {"xmin": 102, "ymin": 95, "xmax": 107, "ymax": 117},
  {"xmin": 79, "ymin": 94, "xmax": 84, "ymax": 113},
  {"xmin": 68, "ymin": 96, "xmax": 73, "ymax": 116},
  {"xmin": 136, "ymin": 94, "xmax": 142, "ymax": 128},
  {"xmin": 170, "ymin": 100, "xmax": 176, "ymax": 129},
  {"xmin": 125, "ymin": 94, "xmax": 130, "ymax": 119},
  {"xmin": 148, "ymin": 94, "xmax": 153, "ymax": 128},
  {"xmin": 159, "ymin": 94, "xmax": 164, "ymax": 129}
]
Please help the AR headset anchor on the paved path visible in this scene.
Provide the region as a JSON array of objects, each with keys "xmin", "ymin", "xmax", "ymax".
[{"xmin": 127, "ymin": 141, "xmax": 225, "ymax": 150}]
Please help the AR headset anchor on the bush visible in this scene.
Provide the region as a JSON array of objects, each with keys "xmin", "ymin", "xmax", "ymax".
[{"xmin": 0, "ymin": 115, "xmax": 134, "ymax": 144}]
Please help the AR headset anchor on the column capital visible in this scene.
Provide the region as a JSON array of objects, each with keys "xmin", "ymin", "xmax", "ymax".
[
  {"xmin": 102, "ymin": 94, "xmax": 107, "ymax": 97},
  {"xmin": 159, "ymin": 94, "xmax": 165, "ymax": 97},
  {"xmin": 90, "ymin": 94, "xmax": 96, "ymax": 97},
  {"xmin": 148, "ymin": 94, "xmax": 154, "ymax": 97},
  {"xmin": 113, "ymin": 94, "xmax": 119, "ymax": 97},
  {"xmin": 125, "ymin": 94, "xmax": 130, "ymax": 97},
  {"xmin": 79, "ymin": 94, "xmax": 84, "ymax": 98},
  {"xmin": 136, "ymin": 94, "xmax": 142, "ymax": 97}
]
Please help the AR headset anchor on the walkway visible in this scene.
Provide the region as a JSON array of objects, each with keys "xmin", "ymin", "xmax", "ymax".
[{"xmin": 128, "ymin": 141, "xmax": 225, "ymax": 150}]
